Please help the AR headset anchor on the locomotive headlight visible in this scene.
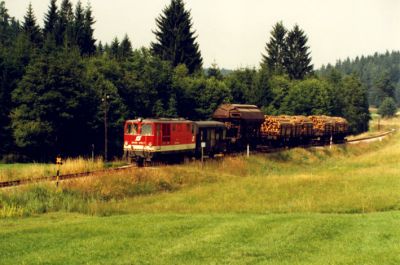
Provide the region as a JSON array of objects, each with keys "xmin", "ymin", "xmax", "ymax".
[
  {"xmin": 124, "ymin": 141, "xmax": 128, "ymax": 146},
  {"xmin": 148, "ymin": 142, "xmax": 152, "ymax": 147}
]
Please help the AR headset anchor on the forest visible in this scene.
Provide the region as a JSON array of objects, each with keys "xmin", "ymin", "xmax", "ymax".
[{"xmin": 0, "ymin": 0, "xmax": 378, "ymax": 161}]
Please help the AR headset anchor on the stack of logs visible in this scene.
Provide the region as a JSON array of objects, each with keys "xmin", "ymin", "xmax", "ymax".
[
  {"xmin": 330, "ymin": 117, "xmax": 349, "ymax": 134},
  {"xmin": 308, "ymin": 116, "xmax": 334, "ymax": 136},
  {"xmin": 281, "ymin": 115, "xmax": 313, "ymax": 137},
  {"xmin": 260, "ymin": 116, "xmax": 292, "ymax": 137},
  {"xmin": 261, "ymin": 115, "xmax": 348, "ymax": 138}
]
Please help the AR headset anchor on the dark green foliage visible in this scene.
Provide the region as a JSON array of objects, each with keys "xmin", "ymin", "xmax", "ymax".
[
  {"xmin": 110, "ymin": 37, "xmax": 120, "ymax": 59},
  {"xmin": 151, "ymin": 0, "xmax": 202, "ymax": 74},
  {"xmin": 341, "ymin": 75, "xmax": 370, "ymax": 134},
  {"xmin": 284, "ymin": 25, "xmax": 313, "ymax": 79},
  {"xmin": 55, "ymin": 0, "xmax": 73, "ymax": 46},
  {"xmin": 318, "ymin": 51, "xmax": 400, "ymax": 107},
  {"xmin": 73, "ymin": 1, "xmax": 84, "ymax": 47},
  {"xmin": 22, "ymin": 3, "xmax": 42, "ymax": 47},
  {"xmin": 0, "ymin": 1, "xmax": 20, "ymax": 45},
  {"xmin": 207, "ymin": 62, "xmax": 223, "ymax": 80},
  {"xmin": 282, "ymin": 78, "xmax": 331, "ymax": 115},
  {"xmin": 43, "ymin": 0, "xmax": 58, "ymax": 38},
  {"xmin": 119, "ymin": 34, "xmax": 133, "ymax": 59},
  {"xmin": 81, "ymin": 3, "xmax": 96, "ymax": 55},
  {"xmin": 264, "ymin": 75, "xmax": 291, "ymax": 114},
  {"xmin": 11, "ymin": 48, "xmax": 98, "ymax": 159},
  {"xmin": 378, "ymin": 97, "xmax": 397, "ymax": 118},
  {"xmin": 224, "ymin": 68, "xmax": 257, "ymax": 104},
  {"xmin": 262, "ymin": 21, "xmax": 287, "ymax": 75},
  {"xmin": 371, "ymin": 71, "xmax": 395, "ymax": 107}
]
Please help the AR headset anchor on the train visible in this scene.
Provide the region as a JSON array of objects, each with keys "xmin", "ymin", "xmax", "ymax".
[{"xmin": 123, "ymin": 104, "xmax": 349, "ymax": 165}]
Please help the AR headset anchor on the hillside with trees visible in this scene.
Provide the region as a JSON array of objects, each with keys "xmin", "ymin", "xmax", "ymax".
[
  {"xmin": 318, "ymin": 51, "xmax": 400, "ymax": 111},
  {"xmin": 0, "ymin": 0, "xmax": 372, "ymax": 161}
]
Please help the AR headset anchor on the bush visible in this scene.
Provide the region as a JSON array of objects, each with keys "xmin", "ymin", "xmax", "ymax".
[{"xmin": 378, "ymin": 97, "xmax": 397, "ymax": 118}]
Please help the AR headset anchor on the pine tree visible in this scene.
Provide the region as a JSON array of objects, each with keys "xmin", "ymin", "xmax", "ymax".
[
  {"xmin": 207, "ymin": 62, "xmax": 223, "ymax": 80},
  {"xmin": 56, "ymin": 0, "xmax": 73, "ymax": 46},
  {"xmin": 371, "ymin": 71, "xmax": 395, "ymax": 106},
  {"xmin": 96, "ymin": 41, "xmax": 104, "ymax": 55},
  {"xmin": 378, "ymin": 97, "xmax": 397, "ymax": 118},
  {"xmin": 119, "ymin": 34, "xmax": 133, "ymax": 59},
  {"xmin": 0, "ymin": 1, "xmax": 10, "ymax": 44},
  {"xmin": 110, "ymin": 37, "xmax": 120, "ymax": 59},
  {"xmin": 151, "ymin": 0, "xmax": 202, "ymax": 74},
  {"xmin": 262, "ymin": 21, "xmax": 287, "ymax": 75},
  {"xmin": 73, "ymin": 0, "xmax": 85, "ymax": 48},
  {"xmin": 22, "ymin": 3, "xmax": 42, "ymax": 46},
  {"xmin": 81, "ymin": 3, "xmax": 96, "ymax": 55},
  {"xmin": 43, "ymin": 0, "xmax": 58, "ymax": 38},
  {"xmin": 284, "ymin": 25, "xmax": 313, "ymax": 79},
  {"xmin": 342, "ymin": 75, "xmax": 370, "ymax": 134}
]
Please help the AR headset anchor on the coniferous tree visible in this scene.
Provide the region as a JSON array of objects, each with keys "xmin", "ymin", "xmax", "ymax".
[
  {"xmin": 207, "ymin": 62, "xmax": 223, "ymax": 80},
  {"xmin": 96, "ymin": 41, "xmax": 104, "ymax": 55},
  {"xmin": 262, "ymin": 21, "xmax": 287, "ymax": 75},
  {"xmin": 151, "ymin": 0, "xmax": 202, "ymax": 74},
  {"xmin": 22, "ymin": 3, "xmax": 42, "ymax": 46},
  {"xmin": 371, "ymin": 71, "xmax": 395, "ymax": 106},
  {"xmin": 73, "ymin": 0, "xmax": 85, "ymax": 48},
  {"xmin": 110, "ymin": 37, "xmax": 120, "ymax": 59},
  {"xmin": 119, "ymin": 34, "xmax": 133, "ymax": 59},
  {"xmin": 81, "ymin": 3, "xmax": 96, "ymax": 55},
  {"xmin": 378, "ymin": 97, "xmax": 397, "ymax": 118},
  {"xmin": 43, "ymin": 0, "xmax": 58, "ymax": 39},
  {"xmin": 284, "ymin": 24, "xmax": 313, "ymax": 79},
  {"xmin": 0, "ymin": 1, "xmax": 10, "ymax": 44},
  {"xmin": 56, "ymin": 0, "xmax": 73, "ymax": 46},
  {"xmin": 342, "ymin": 75, "xmax": 370, "ymax": 134}
]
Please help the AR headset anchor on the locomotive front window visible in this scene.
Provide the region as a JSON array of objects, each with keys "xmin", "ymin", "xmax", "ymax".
[
  {"xmin": 141, "ymin": 124, "xmax": 153, "ymax": 136},
  {"xmin": 126, "ymin": 123, "xmax": 138, "ymax": 135}
]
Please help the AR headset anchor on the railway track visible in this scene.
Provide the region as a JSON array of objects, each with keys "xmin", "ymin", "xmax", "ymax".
[
  {"xmin": 0, "ymin": 165, "xmax": 135, "ymax": 189},
  {"xmin": 0, "ymin": 129, "xmax": 395, "ymax": 189}
]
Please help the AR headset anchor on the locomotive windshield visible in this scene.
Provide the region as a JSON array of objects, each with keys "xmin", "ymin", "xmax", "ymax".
[
  {"xmin": 126, "ymin": 123, "xmax": 138, "ymax": 135},
  {"xmin": 141, "ymin": 124, "xmax": 153, "ymax": 136}
]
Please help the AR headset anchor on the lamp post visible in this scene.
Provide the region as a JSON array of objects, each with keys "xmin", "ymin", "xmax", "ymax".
[{"xmin": 102, "ymin": 94, "xmax": 110, "ymax": 162}]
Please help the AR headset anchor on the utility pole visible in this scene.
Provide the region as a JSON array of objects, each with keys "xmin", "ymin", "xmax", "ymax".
[{"xmin": 102, "ymin": 94, "xmax": 110, "ymax": 162}]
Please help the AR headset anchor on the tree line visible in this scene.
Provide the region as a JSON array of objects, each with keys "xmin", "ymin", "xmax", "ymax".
[
  {"xmin": 0, "ymin": 0, "xmax": 370, "ymax": 162},
  {"xmin": 318, "ymin": 51, "xmax": 400, "ymax": 117}
]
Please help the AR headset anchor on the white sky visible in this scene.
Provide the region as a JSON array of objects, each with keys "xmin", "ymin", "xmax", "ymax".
[{"xmin": 5, "ymin": 0, "xmax": 400, "ymax": 69}]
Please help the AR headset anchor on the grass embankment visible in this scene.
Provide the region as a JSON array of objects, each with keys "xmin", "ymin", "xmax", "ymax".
[
  {"xmin": 0, "ymin": 157, "xmax": 126, "ymax": 182},
  {"xmin": 0, "ymin": 116, "xmax": 399, "ymax": 264}
]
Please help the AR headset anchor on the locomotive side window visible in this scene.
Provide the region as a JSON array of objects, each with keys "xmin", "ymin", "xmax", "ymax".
[{"xmin": 141, "ymin": 124, "xmax": 153, "ymax": 136}]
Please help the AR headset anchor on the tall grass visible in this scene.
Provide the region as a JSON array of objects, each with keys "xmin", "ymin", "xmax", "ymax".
[{"xmin": 0, "ymin": 157, "xmax": 104, "ymax": 182}]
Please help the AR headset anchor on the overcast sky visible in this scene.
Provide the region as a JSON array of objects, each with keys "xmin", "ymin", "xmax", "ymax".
[{"xmin": 6, "ymin": 0, "xmax": 400, "ymax": 69}]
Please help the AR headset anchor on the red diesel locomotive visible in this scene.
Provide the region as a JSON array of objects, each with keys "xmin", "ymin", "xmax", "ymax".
[{"xmin": 124, "ymin": 118, "xmax": 195, "ymax": 165}]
